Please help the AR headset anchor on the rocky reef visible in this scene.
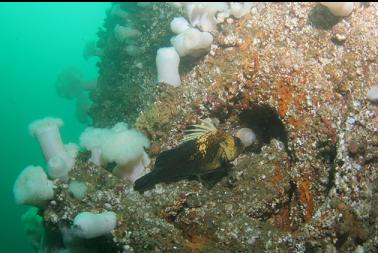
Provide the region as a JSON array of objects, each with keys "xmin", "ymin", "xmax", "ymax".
[
  {"xmin": 22, "ymin": 2, "xmax": 378, "ymax": 253},
  {"xmin": 90, "ymin": 3, "xmax": 182, "ymax": 127}
]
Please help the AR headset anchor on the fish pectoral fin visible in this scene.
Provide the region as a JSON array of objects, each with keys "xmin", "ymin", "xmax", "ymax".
[{"xmin": 195, "ymin": 166, "xmax": 229, "ymax": 189}]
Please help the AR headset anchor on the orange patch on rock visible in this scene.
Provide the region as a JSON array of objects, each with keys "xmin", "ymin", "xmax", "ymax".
[
  {"xmin": 276, "ymin": 80, "xmax": 292, "ymax": 118},
  {"xmin": 240, "ymin": 36, "xmax": 252, "ymax": 51},
  {"xmin": 236, "ymin": 14, "xmax": 252, "ymax": 33},
  {"xmin": 149, "ymin": 143, "xmax": 161, "ymax": 156},
  {"xmin": 239, "ymin": 89, "xmax": 252, "ymax": 110},
  {"xmin": 293, "ymin": 90, "xmax": 305, "ymax": 112},
  {"xmin": 207, "ymin": 79, "xmax": 223, "ymax": 95},
  {"xmin": 252, "ymin": 51, "xmax": 260, "ymax": 75},
  {"xmin": 287, "ymin": 116, "xmax": 305, "ymax": 129},
  {"xmin": 271, "ymin": 163, "xmax": 283, "ymax": 187},
  {"xmin": 321, "ymin": 117, "xmax": 337, "ymax": 144},
  {"xmin": 269, "ymin": 206, "xmax": 293, "ymax": 232},
  {"xmin": 186, "ymin": 235, "xmax": 209, "ymax": 253},
  {"xmin": 298, "ymin": 174, "xmax": 314, "ymax": 222}
]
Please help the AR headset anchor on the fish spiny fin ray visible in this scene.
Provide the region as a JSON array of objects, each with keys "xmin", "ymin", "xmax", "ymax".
[{"xmin": 182, "ymin": 118, "xmax": 217, "ymax": 143}]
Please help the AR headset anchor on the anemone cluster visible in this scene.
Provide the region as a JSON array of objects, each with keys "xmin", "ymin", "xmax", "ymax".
[
  {"xmin": 14, "ymin": 117, "xmax": 150, "ymax": 252},
  {"xmin": 156, "ymin": 3, "xmax": 256, "ymax": 87},
  {"xmin": 55, "ymin": 67, "xmax": 97, "ymax": 125}
]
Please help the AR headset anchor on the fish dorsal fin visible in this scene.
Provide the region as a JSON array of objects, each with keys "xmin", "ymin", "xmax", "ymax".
[{"xmin": 182, "ymin": 118, "xmax": 217, "ymax": 143}]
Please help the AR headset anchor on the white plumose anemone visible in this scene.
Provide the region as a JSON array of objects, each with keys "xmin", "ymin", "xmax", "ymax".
[
  {"xmin": 367, "ymin": 86, "xmax": 378, "ymax": 104},
  {"xmin": 114, "ymin": 24, "xmax": 140, "ymax": 43},
  {"xmin": 109, "ymin": 3, "xmax": 129, "ymax": 19},
  {"xmin": 236, "ymin": 128, "xmax": 256, "ymax": 148},
  {"xmin": 113, "ymin": 151, "xmax": 150, "ymax": 183},
  {"xmin": 14, "ymin": 165, "xmax": 54, "ymax": 208},
  {"xmin": 68, "ymin": 181, "xmax": 87, "ymax": 200},
  {"xmin": 156, "ymin": 47, "xmax": 181, "ymax": 87},
  {"xmin": 72, "ymin": 211, "xmax": 117, "ymax": 239},
  {"xmin": 184, "ymin": 2, "xmax": 229, "ymax": 32},
  {"xmin": 79, "ymin": 127, "xmax": 112, "ymax": 166},
  {"xmin": 229, "ymin": 2, "xmax": 254, "ymax": 18},
  {"xmin": 29, "ymin": 117, "xmax": 74, "ymax": 173},
  {"xmin": 170, "ymin": 17, "xmax": 190, "ymax": 34},
  {"xmin": 171, "ymin": 28, "xmax": 213, "ymax": 57},
  {"xmin": 65, "ymin": 143, "xmax": 79, "ymax": 159},
  {"xmin": 79, "ymin": 122, "xmax": 151, "ymax": 183},
  {"xmin": 101, "ymin": 129, "xmax": 150, "ymax": 165},
  {"xmin": 111, "ymin": 122, "xmax": 129, "ymax": 133},
  {"xmin": 55, "ymin": 67, "xmax": 83, "ymax": 100},
  {"xmin": 101, "ymin": 128, "xmax": 150, "ymax": 183},
  {"xmin": 47, "ymin": 156, "xmax": 70, "ymax": 181},
  {"xmin": 170, "ymin": 2, "xmax": 255, "ymax": 31},
  {"xmin": 320, "ymin": 2, "xmax": 354, "ymax": 17}
]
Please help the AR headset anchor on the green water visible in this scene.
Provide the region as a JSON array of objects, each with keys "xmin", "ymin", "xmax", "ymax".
[{"xmin": 0, "ymin": 3, "xmax": 109, "ymax": 252}]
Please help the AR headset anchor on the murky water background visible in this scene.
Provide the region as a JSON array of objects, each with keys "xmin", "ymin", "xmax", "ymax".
[{"xmin": 0, "ymin": 3, "xmax": 109, "ymax": 252}]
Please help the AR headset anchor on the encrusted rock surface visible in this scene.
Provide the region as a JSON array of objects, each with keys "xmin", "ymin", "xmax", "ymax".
[
  {"xmin": 90, "ymin": 3, "xmax": 182, "ymax": 127},
  {"xmin": 44, "ymin": 2, "xmax": 377, "ymax": 252}
]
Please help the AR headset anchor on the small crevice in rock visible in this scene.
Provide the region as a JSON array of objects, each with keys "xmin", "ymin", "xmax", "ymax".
[
  {"xmin": 308, "ymin": 4, "xmax": 342, "ymax": 30},
  {"xmin": 238, "ymin": 103, "xmax": 290, "ymax": 155},
  {"xmin": 316, "ymin": 140, "xmax": 337, "ymax": 192}
]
